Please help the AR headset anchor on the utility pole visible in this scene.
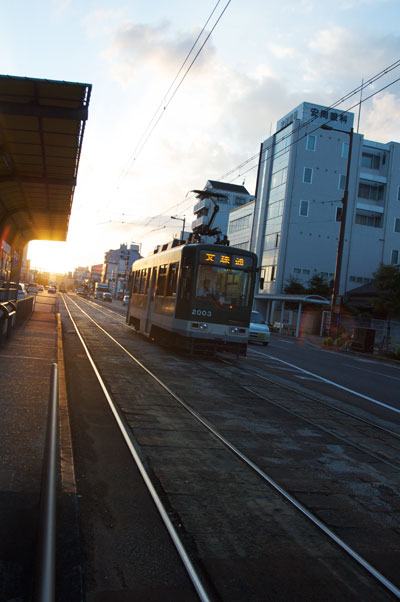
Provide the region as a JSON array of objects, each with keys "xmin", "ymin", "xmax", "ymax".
[
  {"xmin": 171, "ymin": 215, "xmax": 186, "ymax": 241},
  {"xmin": 321, "ymin": 125, "xmax": 354, "ymax": 337}
]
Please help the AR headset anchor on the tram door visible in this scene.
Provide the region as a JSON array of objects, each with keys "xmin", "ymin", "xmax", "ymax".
[{"xmin": 144, "ymin": 267, "xmax": 157, "ymax": 334}]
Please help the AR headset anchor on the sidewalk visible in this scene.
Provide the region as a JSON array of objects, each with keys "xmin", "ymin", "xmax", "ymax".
[
  {"xmin": 290, "ymin": 332, "xmax": 400, "ymax": 366},
  {"xmin": 0, "ymin": 308, "xmax": 59, "ymax": 600}
]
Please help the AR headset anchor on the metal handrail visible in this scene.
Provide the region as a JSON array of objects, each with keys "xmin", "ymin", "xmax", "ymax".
[{"xmin": 34, "ymin": 363, "xmax": 58, "ymax": 602}]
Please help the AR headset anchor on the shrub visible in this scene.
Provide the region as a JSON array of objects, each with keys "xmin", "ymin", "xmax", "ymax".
[
  {"xmin": 395, "ymin": 347, "xmax": 400, "ymax": 360},
  {"xmin": 336, "ymin": 337, "xmax": 343, "ymax": 347},
  {"xmin": 324, "ymin": 337, "xmax": 334, "ymax": 346}
]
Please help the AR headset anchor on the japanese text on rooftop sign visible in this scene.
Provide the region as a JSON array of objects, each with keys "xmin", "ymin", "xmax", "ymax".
[
  {"xmin": 310, "ymin": 107, "xmax": 348, "ymax": 122},
  {"xmin": 199, "ymin": 251, "xmax": 252, "ymax": 270}
]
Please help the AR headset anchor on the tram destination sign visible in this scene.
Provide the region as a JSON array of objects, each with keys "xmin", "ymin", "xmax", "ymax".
[{"xmin": 199, "ymin": 251, "xmax": 252, "ymax": 269}]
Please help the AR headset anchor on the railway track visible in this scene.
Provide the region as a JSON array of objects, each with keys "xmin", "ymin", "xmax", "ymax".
[{"xmin": 61, "ymin": 293, "xmax": 400, "ymax": 601}]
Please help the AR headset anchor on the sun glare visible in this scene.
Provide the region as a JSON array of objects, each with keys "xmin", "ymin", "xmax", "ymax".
[{"xmin": 27, "ymin": 240, "xmax": 74, "ymax": 275}]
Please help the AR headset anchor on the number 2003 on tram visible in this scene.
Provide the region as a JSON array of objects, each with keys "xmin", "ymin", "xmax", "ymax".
[{"xmin": 126, "ymin": 243, "xmax": 257, "ymax": 356}]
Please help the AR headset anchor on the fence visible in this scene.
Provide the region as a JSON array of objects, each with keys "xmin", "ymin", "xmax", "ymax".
[{"xmin": 321, "ymin": 311, "xmax": 400, "ymax": 348}]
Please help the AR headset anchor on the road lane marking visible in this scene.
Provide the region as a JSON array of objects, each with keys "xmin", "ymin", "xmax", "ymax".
[{"xmin": 249, "ymin": 348, "xmax": 400, "ymax": 415}]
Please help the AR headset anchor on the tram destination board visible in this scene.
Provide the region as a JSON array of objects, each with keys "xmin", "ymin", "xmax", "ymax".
[{"xmin": 199, "ymin": 250, "xmax": 253, "ymax": 269}]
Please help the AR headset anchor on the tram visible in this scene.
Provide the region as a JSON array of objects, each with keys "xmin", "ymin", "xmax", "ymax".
[{"xmin": 126, "ymin": 241, "xmax": 257, "ymax": 355}]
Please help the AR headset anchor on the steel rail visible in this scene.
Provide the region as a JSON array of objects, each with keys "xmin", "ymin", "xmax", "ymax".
[
  {"xmin": 33, "ymin": 362, "xmax": 58, "ymax": 602},
  {"xmin": 63, "ymin": 295, "xmax": 400, "ymax": 599},
  {"xmin": 194, "ymin": 352, "xmax": 400, "ymax": 472},
  {"xmin": 237, "ymin": 353, "xmax": 400, "ymax": 440},
  {"xmin": 62, "ymin": 297, "xmax": 212, "ymax": 602}
]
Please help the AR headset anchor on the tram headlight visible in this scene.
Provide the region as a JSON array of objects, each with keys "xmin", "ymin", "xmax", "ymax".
[
  {"xmin": 192, "ymin": 322, "xmax": 208, "ymax": 330},
  {"xmin": 229, "ymin": 326, "xmax": 246, "ymax": 335}
]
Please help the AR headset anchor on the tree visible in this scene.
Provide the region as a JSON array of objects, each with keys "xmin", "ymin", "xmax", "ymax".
[
  {"xmin": 306, "ymin": 274, "xmax": 331, "ymax": 298},
  {"xmin": 372, "ymin": 264, "xmax": 400, "ymax": 347},
  {"xmin": 283, "ymin": 275, "xmax": 306, "ymax": 294}
]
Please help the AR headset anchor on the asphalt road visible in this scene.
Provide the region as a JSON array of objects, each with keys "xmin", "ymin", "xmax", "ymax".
[{"xmin": 247, "ymin": 335, "xmax": 400, "ymax": 426}]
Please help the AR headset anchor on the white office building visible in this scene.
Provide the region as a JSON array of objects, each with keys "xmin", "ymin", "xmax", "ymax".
[{"xmin": 233, "ymin": 101, "xmax": 400, "ymax": 322}]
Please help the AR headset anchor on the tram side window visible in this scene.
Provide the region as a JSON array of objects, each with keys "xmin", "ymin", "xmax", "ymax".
[
  {"xmin": 133, "ymin": 271, "xmax": 140, "ymax": 293},
  {"xmin": 166, "ymin": 262, "xmax": 179, "ymax": 296},
  {"xmin": 139, "ymin": 268, "xmax": 147, "ymax": 294},
  {"xmin": 156, "ymin": 264, "xmax": 168, "ymax": 296},
  {"xmin": 179, "ymin": 263, "xmax": 193, "ymax": 300},
  {"xmin": 144, "ymin": 268, "xmax": 151, "ymax": 293}
]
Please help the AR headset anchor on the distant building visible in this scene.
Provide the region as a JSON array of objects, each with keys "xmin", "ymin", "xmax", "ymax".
[
  {"xmin": 241, "ymin": 101, "xmax": 400, "ymax": 321},
  {"xmin": 192, "ymin": 180, "xmax": 254, "ymax": 244},
  {"xmin": 73, "ymin": 266, "xmax": 91, "ymax": 282},
  {"xmin": 103, "ymin": 243, "xmax": 141, "ymax": 296},
  {"xmin": 90, "ymin": 263, "xmax": 103, "ymax": 283}
]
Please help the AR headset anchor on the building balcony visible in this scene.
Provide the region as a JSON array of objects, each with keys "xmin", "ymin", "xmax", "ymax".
[
  {"xmin": 191, "ymin": 215, "xmax": 208, "ymax": 230},
  {"xmin": 193, "ymin": 198, "xmax": 211, "ymax": 214}
]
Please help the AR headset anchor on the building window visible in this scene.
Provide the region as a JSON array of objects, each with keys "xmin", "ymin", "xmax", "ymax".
[
  {"xmin": 339, "ymin": 174, "xmax": 346, "ymax": 190},
  {"xmin": 391, "ymin": 250, "xmax": 399, "ymax": 264},
  {"xmin": 358, "ymin": 182, "xmax": 384, "ymax": 201},
  {"xmin": 265, "ymin": 232, "xmax": 281, "ymax": 250},
  {"xmin": 342, "ymin": 142, "xmax": 349, "ymax": 158},
  {"xmin": 306, "ymin": 135, "xmax": 316, "ymax": 151},
  {"xmin": 303, "ymin": 167, "xmax": 313, "ymax": 184},
  {"xmin": 229, "ymin": 213, "xmax": 251, "ymax": 233},
  {"xmin": 299, "ymin": 200, "xmax": 309, "ymax": 217},
  {"xmin": 355, "ymin": 213, "xmax": 382, "ymax": 228},
  {"xmin": 261, "ymin": 265, "xmax": 277, "ymax": 284},
  {"xmin": 336, "ymin": 206, "xmax": 342, "ymax": 221},
  {"xmin": 271, "ymin": 166, "xmax": 288, "ymax": 188},
  {"xmin": 361, "ymin": 152, "xmax": 380, "ymax": 169},
  {"xmin": 395, "ymin": 218, "xmax": 400, "ymax": 233}
]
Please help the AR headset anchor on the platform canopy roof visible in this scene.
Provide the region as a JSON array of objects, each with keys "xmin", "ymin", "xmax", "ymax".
[{"xmin": 0, "ymin": 74, "xmax": 91, "ymax": 248}]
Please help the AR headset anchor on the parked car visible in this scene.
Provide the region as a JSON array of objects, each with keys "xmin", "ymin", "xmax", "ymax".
[
  {"xmin": 26, "ymin": 283, "xmax": 38, "ymax": 294},
  {"xmin": 122, "ymin": 295, "xmax": 129, "ymax": 305},
  {"xmin": 48, "ymin": 286, "xmax": 57, "ymax": 294},
  {"xmin": 2, "ymin": 282, "xmax": 27, "ymax": 299},
  {"xmin": 37, "ymin": 285, "xmax": 44, "ymax": 292},
  {"xmin": 103, "ymin": 292, "xmax": 112, "ymax": 302},
  {"xmin": 248, "ymin": 311, "xmax": 270, "ymax": 345}
]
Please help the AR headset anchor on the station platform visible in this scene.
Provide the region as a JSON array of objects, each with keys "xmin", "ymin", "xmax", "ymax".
[{"xmin": 0, "ymin": 298, "xmax": 79, "ymax": 601}]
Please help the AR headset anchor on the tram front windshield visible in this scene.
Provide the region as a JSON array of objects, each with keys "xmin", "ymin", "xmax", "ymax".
[{"xmin": 195, "ymin": 264, "xmax": 251, "ymax": 307}]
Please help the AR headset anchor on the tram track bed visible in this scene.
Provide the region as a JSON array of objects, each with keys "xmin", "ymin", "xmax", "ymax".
[{"xmin": 61, "ymin": 294, "xmax": 400, "ymax": 601}]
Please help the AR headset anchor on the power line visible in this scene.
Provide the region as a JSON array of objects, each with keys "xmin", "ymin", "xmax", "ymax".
[
  {"xmin": 113, "ymin": 58, "xmax": 400, "ymax": 241},
  {"xmin": 116, "ymin": 0, "xmax": 230, "ymax": 192},
  {"xmin": 227, "ymin": 69, "xmax": 400, "ymax": 185},
  {"xmin": 220, "ymin": 58, "xmax": 400, "ymax": 183}
]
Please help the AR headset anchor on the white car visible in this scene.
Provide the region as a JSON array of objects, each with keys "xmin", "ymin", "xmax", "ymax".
[
  {"xmin": 122, "ymin": 295, "xmax": 129, "ymax": 305},
  {"xmin": 248, "ymin": 311, "xmax": 270, "ymax": 345}
]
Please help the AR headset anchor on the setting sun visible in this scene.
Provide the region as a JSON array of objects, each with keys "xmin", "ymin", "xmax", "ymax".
[{"xmin": 27, "ymin": 240, "xmax": 77, "ymax": 275}]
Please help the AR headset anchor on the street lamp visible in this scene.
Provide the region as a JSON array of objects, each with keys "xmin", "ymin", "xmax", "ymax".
[
  {"xmin": 321, "ymin": 124, "xmax": 354, "ymax": 337},
  {"xmin": 171, "ymin": 215, "xmax": 186, "ymax": 242}
]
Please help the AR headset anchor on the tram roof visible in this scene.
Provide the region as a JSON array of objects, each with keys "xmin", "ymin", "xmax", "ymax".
[{"xmin": 0, "ymin": 74, "xmax": 91, "ymax": 247}]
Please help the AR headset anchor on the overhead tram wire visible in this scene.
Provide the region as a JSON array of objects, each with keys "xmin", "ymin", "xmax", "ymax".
[
  {"xmin": 217, "ymin": 63, "xmax": 400, "ymax": 187},
  {"xmin": 219, "ymin": 58, "xmax": 400, "ymax": 183},
  {"xmin": 116, "ymin": 0, "xmax": 225, "ymax": 191},
  {"xmin": 134, "ymin": 0, "xmax": 232, "ymax": 172},
  {"xmin": 141, "ymin": 62, "xmax": 400, "ymax": 235},
  {"xmin": 132, "ymin": 58, "xmax": 400, "ymax": 241},
  {"xmin": 99, "ymin": 0, "xmax": 230, "ymax": 227}
]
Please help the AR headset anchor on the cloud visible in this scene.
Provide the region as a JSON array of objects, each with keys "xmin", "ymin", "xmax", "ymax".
[
  {"xmin": 106, "ymin": 20, "xmax": 216, "ymax": 84},
  {"xmin": 361, "ymin": 92, "xmax": 400, "ymax": 142},
  {"xmin": 306, "ymin": 27, "xmax": 400, "ymax": 82}
]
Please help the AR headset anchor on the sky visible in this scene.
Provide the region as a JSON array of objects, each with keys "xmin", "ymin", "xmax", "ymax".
[{"xmin": 2, "ymin": 0, "xmax": 400, "ymax": 274}]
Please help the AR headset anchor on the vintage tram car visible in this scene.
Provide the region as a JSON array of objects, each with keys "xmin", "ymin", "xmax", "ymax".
[{"xmin": 126, "ymin": 242, "xmax": 257, "ymax": 355}]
